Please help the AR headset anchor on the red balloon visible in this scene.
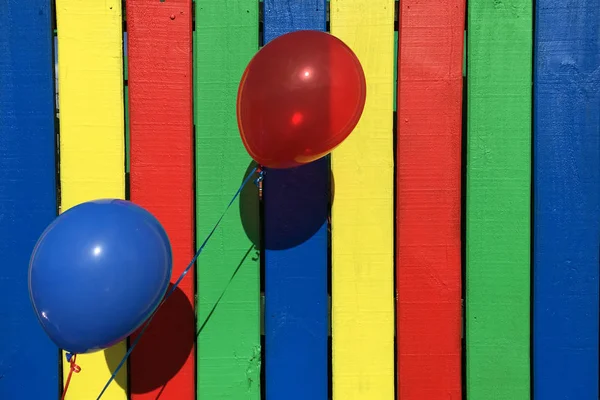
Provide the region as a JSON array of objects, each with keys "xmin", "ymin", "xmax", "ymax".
[{"xmin": 237, "ymin": 30, "xmax": 366, "ymax": 169}]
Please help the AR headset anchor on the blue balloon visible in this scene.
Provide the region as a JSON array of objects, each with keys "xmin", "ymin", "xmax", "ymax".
[{"xmin": 28, "ymin": 199, "xmax": 172, "ymax": 354}]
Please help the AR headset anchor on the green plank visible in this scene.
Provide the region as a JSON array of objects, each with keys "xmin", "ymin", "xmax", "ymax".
[
  {"xmin": 466, "ymin": 0, "xmax": 532, "ymax": 399},
  {"xmin": 194, "ymin": 2, "xmax": 261, "ymax": 399}
]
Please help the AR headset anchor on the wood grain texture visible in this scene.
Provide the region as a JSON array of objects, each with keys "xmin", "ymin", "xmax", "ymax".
[
  {"xmin": 396, "ymin": 0, "xmax": 464, "ymax": 398},
  {"xmin": 533, "ymin": 0, "xmax": 599, "ymax": 398},
  {"xmin": 330, "ymin": 1, "xmax": 395, "ymax": 398},
  {"xmin": 262, "ymin": 1, "xmax": 329, "ymax": 399},
  {"xmin": 127, "ymin": 1, "xmax": 195, "ymax": 399},
  {"xmin": 466, "ymin": 0, "xmax": 531, "ymax": 398},
  {"xmin": 55, "ymin": 0, "xmax": 127, "ymax": 398},
  {"xmin": 124, "ymin": 32, "xmax": 129, "ymax": 174},
  {"xmin": 0, "ymin": 1, "xmax": 58, "ymax": 398},
  {"xmin": 194, "ymin": 1, "xmax": 261, "ymax": 399}
]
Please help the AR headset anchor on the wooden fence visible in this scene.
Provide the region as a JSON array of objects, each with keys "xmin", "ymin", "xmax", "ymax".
[{"xmin": 0, "ymin": 0, "xmax": 598, "ymax": 399}]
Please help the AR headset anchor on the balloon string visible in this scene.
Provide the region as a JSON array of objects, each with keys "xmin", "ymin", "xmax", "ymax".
[
  {"xmin": 93, "ymin": 166, "xmax": 263, "ymax": 400},
  {"xmin": 60, "ymin": 353, "xmax": 81, "ymax": 400}
]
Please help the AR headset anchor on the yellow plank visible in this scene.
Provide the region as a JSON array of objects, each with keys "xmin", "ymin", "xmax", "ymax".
[
  {"xmin": 330, "ymin": 1, "xmax": 395, "ymax": 399},
  {"xmin": 55, "ymin": 0, "xmax": 127, "ymax": 398}
]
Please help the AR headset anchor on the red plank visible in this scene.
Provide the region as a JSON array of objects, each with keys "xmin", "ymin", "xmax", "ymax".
[
  {"xmin": 126, "ymin": 1, "xmax": 195, "ymax": 399},
  {"xmin": 396, "ymin": 0, "xmax": 464, "ymax": 398}
]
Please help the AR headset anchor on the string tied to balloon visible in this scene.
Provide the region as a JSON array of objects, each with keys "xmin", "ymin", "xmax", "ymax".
[
  {"xmin": 93, "ymin": 166, "xmax": 260, "ymax": 399},
  {"xmin": 60, "ymin": 352, "xmax": 81, "ymax": 400}
]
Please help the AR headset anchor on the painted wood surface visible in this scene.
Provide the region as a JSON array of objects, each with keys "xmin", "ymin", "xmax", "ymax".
[
  {"xmin": 466, "ymin": 0, "xmax": 532, "ymax": 398},
  {"xmin": 330, "ymin": 1, "xmax": 395, "ymax": 398},
  {"xmin": 55, "ymin": 0, "xmax": 127, "ymax": 398},
  {"xmin": 0, "ymin": 1, "xmax": 58, "ymax": 398},
  {"xmin": 194, "ymin": 1, "xmax": 261, "ymax": 399},
  {"xmin": 126, "ymin": 1, "xmax": 195, "ymax": 399},
  {"xmin": 396, "ymin": 0, "xmax": 464, "ymax": 398},
  {"xmin": 4, "ymin": 1, "xmax": 600, "ymax": 399},
  {"xmin": 533, "ymin": 0, "xmax": 600, "ymax": 398},
  {"xmin": 124, "ymin": 32, "xmax": 130, "ymax": 174},
  {"xmin": 262, "ymin": 1, "xmax": 329, "ymax": 399}
]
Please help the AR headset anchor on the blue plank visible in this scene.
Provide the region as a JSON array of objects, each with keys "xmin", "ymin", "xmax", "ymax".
[
  {"xmin": 533, "ymin": 0, "xmax": 600, "ymax": 398},
  {"xmin": 0, "ymin": 1, "xmax": 59, "ymax": 398},
  {"xmin": 263, "ymin": 1, "xmax": 328, "ymax": 398}
]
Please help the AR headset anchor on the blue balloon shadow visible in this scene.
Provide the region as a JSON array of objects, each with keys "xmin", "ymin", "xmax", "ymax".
[{"xmin": 105, "ymin": 284, "xmax": 195, "ymax": 393}]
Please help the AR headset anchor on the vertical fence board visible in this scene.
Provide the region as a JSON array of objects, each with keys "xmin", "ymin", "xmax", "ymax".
[
  {"xmin": 0, "ymin": 1, "xmax": 58, "ymax": 398},
  {"xmin": 55, "ymin": 0, "xmax": 127, "ymax": 398},
  {"xmin": 194, "ymin": 2, "xmax": 261, "ymax": 399},
  {"xmin": 466, "ymin": 0, "xmax": 531, "ymax": 398},
  {"xmin": 124, "ymin": 32, "xmax": 130, "ymax": 174},
  {"xmin": 124, "ymin": 84, "xmax": 130, "ymax": 173},
  {"xmin": 262, "ymin": 1, "xmax": 329, "ymax": 399},
  {"xmin": 127, "ymin": 1, "xmax": 195, "ymax": 399},
  {"xmin": 533, "ymin": 0, "xmax": 600, "ymax": 398},
  {"xmin": 397, "ymin": 0, "xmax": 464, "ymax": 398},
  {"xmin": 330, "ymin": 1, "xmax": 395, "ymax": 398}
]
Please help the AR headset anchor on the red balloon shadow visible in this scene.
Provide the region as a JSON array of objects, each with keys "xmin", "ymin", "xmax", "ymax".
[
  {"xmin": 239, "ymin": 159, "xmax": 335, "ymax": 250},
  {"xmin": 105, "ymin": 284, "xmax": 195, "ymax": 394}
]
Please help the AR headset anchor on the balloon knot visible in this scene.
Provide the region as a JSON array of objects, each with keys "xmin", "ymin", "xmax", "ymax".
[
  {"xmin": 254, "ymin": 167, "xmax": 266, "ymax": 187},
  {"xmin": 65, "ymin": 353, "xmax": 81, "ymax": 373}
]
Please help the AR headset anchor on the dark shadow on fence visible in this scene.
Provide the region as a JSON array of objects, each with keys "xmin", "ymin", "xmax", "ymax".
[
  {"xmin": 102, "ymin": 345, "xmax": 128, "ymax": 391},
  {"xmin": 240, "ymin": 159, "xmax": 333, "ymax": 250},
  {"xmin": 105, "ymin": 284, "xmax": 195, "ymax": 394}
]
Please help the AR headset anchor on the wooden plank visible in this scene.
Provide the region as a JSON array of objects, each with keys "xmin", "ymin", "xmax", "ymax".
[
  {"xmin": 124, "ymin": 85, "xmax": 130, "ymax": 174},
  {"xmin": 0, "ymin": 1, "xmax": 58, "ymax": 398},
  {"xmin": 124, "ymin": 32, "xmax": 129, "ymax": 174},
  {"xmin": 533, "ymin": 0, "xmax": 599, "ymax": 398},
  {"xmin": 329, "ymin": 1, "xmax": 395, "ymax": 399},
  {"xmin": 126, "ymin": 1, "xmax": 195, "ymax": 399},
  {"xmin": 194, "ymin": 1, "xmax": 261, "ymax": 399},
  {"xmin": 396, "ymin": 0, "xmax": 464, "ymax": 398},
  {"xmin": 466, "ymin": 0, "xmax": 531, "ymax": 398},
  {"xmin": 55, "ymin": 0, "xmax": 127, "ymax": 398},
  {"xmin": 262, "ymin": 2, "xmax": 329, "ymax": 399},
  {"xmin": 394, "ymin": 30, "xmax": 398, "ymax": 112}
]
